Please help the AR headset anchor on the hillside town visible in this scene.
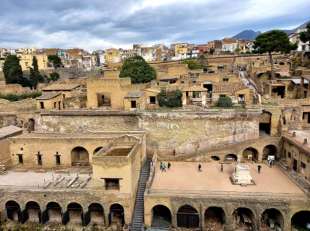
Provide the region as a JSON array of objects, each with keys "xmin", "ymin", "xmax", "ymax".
[{"xmin": 0, "ymin": 8, "xmax": 310, "ymax": 231}]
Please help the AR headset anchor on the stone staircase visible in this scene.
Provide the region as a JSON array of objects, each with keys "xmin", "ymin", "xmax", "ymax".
[{"xmin": 131, "ymin": 159, "xmax": 151, "ymax": 231}]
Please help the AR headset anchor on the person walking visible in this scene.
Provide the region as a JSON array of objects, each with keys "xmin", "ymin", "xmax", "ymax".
[
  {"xmin": 167, "ymin": 162, "xmax": 171, "ymax": 169},
  {"xmin": 198, "ymin": 164, "xmax": 202, "ymax": 172},
  {"xmin": 258, "ymin": 165, "xmax": 262, "ymax": 174},
  {"xmin": 221, "ymin": 163, "xmax": 223, "ymax": 172}
]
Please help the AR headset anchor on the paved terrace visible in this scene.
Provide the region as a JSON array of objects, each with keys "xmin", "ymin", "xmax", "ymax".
[
  {"xmin": 149, "ymin": 161, "xmax": 305, "ymax": 198},
  {"xmin": 0, "ymin": 170, "xmax": 107, "ymax": 191}
]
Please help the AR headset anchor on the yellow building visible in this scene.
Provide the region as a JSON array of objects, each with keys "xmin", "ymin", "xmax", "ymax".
[
  {"xmin": 36, "ymin": 92, "xmax": 64, "ymax": 110},
  {"xmin": 17, "ymin": 53, "xmax": 49, "ymax": 71},
  {"xmin": 104, "ymin": 48, "xmax": 121, "ymax": 64}
]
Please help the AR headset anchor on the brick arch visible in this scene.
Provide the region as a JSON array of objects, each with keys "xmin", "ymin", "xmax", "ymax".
[
  {"xmin": 232, "ymin": 207, "xmax": 257, "ymax": 230},
  {"xmin": 176, "ymin": 204, "xmax": 200, "ymax": 228}
]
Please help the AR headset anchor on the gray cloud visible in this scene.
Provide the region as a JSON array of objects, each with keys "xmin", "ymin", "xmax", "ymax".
[{"xmin": 0, "ymin": 0, "xmax": 309, "ymax": 50}]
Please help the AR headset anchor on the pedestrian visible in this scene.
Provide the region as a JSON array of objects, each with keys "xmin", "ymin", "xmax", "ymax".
[
  {"xmin": 160, "ymin": 162, "xmax": 163, "ymax": 171},
  {"xmin": 258, "ymin": 165, "xmax": 261, "ymax": 174},
  {"xmin": 167, "ymin": 162, "xmax": 171, "ymax": 169},
  {"xmin": 198, "ymin": 164, "xmax": 202, "ymax": 172},
  {"xmin": 221, "ymin": 163, "xmax": 223, "ymax": 172}
]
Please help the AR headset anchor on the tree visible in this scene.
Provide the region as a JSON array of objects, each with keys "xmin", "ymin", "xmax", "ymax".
[
  {"xmin": 29, "ymin": 56, "xmax": 44, "ymax": 89},
  {"xmin": 158, "ymin": 90, "xmax": 182, "ymax": 108},
  {"xmin": 300, "ymin": 23, "xmax": 310, "ymax": 44},
  {"xmin": 216, "ymin": 95, "xmax": 233, "ymax": 108},
  {"xmin": 254, "ymin": 30, "xmax": 296, "ymax": 79},
  {"xmin": 48, "ymin": 55, "xmax": 63, "ymax": 69},
  {"xmin": 120, "ymin": 56, "xmax": 156, "ymax": 83},
  {"xmin": 3, "ymin": 55, "xmax": 31, "ymax": 87}
]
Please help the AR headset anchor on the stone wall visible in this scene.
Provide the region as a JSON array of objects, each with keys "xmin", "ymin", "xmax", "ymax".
[
  {"xmin": 141, "ymin": 111, "xmax": 260, "ymax": 155},
  {"xmin": 35, "ymin": 110, "xmax": 260, "ymax": 156}
]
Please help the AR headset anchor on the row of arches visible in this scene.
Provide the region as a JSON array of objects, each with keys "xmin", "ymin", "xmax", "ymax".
[
  {"xmin": 151, "ymin": 204, "xmax": 310, "ymax": 230},
  {"xmin": 5, "ymin": 201, "xmax": 125, "ymax": 227},
  {"xmin": 210, "ymin": 144, "xmax": 278, "ymax": 162}
]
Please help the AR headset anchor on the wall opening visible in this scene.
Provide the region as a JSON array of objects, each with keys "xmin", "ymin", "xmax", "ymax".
[
  {"xmin": 233, "ymin": 208, "xmax": 255, "ymax": 230},
  {"xmin": 177, "ymin": 205, "xmax": 199, "ymax": 228},
  {"xmin": 24, "ymin": 201, "xmax": 41, "ymax": 223},
  {"xmin": 43, "ymin": 202, "xmax": 62, "ymax": 224},
  {"xmin": 5, "ymin": 201, "xmax": 21, "ymax": 222},
  {"xmin": 85, "ymin": 203, "xmax": 105, "ymax": 226},
  {"xmin": 291, "ymin": 211, "xmax": 310, "ymax": 230},
  {"xmin": 262, "ymin": 145, "xmax": 278, "ymax": 160},
  {"xmin": 261, "ymin": 208, "xmax": 284, "ymax": 230},
  {"xmin": 224, "ymin": 154, "xmax": 238, "ymax": 162},
  {"xmin": 65, "ymin": 202, "xmax": 83, "ymax": 225},
  {"xmin": 242, "ymin": 147, "xmax": 259, "ymax": 162},
  {"xmin": 205, "ymin": 207, "xmax": 225, "ymax": 230},
  {"xmin": 151, "ymin": 205, "xmax": 172, "ymax": 228},
  {"xmin": 71, "ymin": 146, "xmax": 89, "ymax": 166},
  {"xmin": 109, "ymin": 203, "xmax": 125, "ymax": 226}
]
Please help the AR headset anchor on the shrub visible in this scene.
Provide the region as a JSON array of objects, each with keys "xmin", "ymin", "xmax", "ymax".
[
  {"xmin": 181, "ymin": 59, "xmax": 203, "ymax": 70},
  {"xmin": 0, "ymin": 91, "xmax": 42, "ymax": 101},
  {"xmin": 158, "ymin": 90, "xmax": 182, "ymax": 108},
  {"xmin": 216, "ymin": 95, "xmax": 233, "ymax": 107}
]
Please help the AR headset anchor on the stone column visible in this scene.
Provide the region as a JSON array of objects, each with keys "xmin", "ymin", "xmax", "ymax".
[{"xmin": 171, "ymin": 213, "xmax": 177, "ymax": 228}]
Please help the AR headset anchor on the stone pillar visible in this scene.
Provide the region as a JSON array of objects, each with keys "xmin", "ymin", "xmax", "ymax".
[
  {"xmin": 105, "ymin": 212, "xmax": 110, "ymax": 227},
  {"xmin": 171, "ymin": 213, "xmax": 177, "ymax": 228},
  {"xmin": 144, "ymin": 208, "xmax": 152, "ymax": 227}
]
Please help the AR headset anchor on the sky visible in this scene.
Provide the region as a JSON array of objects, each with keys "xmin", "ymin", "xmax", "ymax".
[{"xmin": 0, "ymin": 0, "xmax": 309, "ymax": 51}]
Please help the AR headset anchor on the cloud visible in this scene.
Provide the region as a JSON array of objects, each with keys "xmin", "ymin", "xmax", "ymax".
[{"xmin": 0, "ymin": 0, "xmax": 309, "ymax": 51}]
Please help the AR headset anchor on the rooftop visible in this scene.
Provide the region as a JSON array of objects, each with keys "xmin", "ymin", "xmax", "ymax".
[
  {"xmin": 42, "ymin": 83, "xmax": 80, "ymax": 91},
  {"xmin": 149, "ymin": 162, "xmax": 304, "ymax": 198},
  {"xmin": 36, "ymin": 92, "xmax": 61, "ymax": 100},
  {"xmin": 283, "ymin": 130, "xmax": 310, "ymax": 154},
  {"xmin": 0, "ymin": 125, "xmax": 23, "ymax": 139}
]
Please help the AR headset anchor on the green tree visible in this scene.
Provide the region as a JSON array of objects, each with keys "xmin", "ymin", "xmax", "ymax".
[
  {"xmin": 29, "ymin": 56, "xmax": 44, "ymax": 89},
  {"xmin": 158, "ymin": 90, "xmax": 182, "ymax": 108},
  {"xmin": 254, "ymin": 30, "xmax": 296, "ymax": 79},
  {"xmin": 119, "ymin": 56, "xmax": 156, "ymax": 83},
  {"xmin": 216, "ymin": 95, "xmax": 233, "ymax": 108},
  {"xmin": 48, "ymin": 55, "xmax": 63, "ymax": 69},
  {"xmin": 3, "ymin": 55, "xmax": 31, "ymax": 87},
  {"xmin": 300, "ymin": 23, "xmax": 310, "ymax": 44}
]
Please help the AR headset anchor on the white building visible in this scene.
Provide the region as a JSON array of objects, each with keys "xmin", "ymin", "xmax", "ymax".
[{"xmin": 289, "ymin": 28, "xmax": 310, "ymax": 52}]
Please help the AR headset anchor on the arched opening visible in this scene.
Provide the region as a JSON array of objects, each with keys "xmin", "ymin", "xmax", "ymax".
[
  {"xmin": 224, "ymin": 154, "xmax": 238, "ymax": 162},
  {"xmin": 263, "ymin": 145, "xmax": 278, "ymax": 160},
  {"xmin": 65, "ymin": 202, "xmax": 83, "ymax": 225},
  {"xmin": 261, "ymin": 208, "xmax": 284, "ymax": 230},
  {"xmin": 291, "ymin": 211, "xmax": 310, "ymax": 230},
  {"xmin": 71, "ymin": 146, "xmax": 89, "ymax": 166},
  {"xmin": 177, "ymin": 205, "xmax": 199, "ymax": 228},
  {"xmin": 151, "ymin": 205, "xmax": 172, "ymax": 228},
  {"xmin": 211, "ymin": 156, "xmax": 220, "ymax": 161},
  {"xmin": 93, "ymin": 147, "xmax": 103, "ymax": 155},
  {"xmin": 28, "ymin": 118, "xmax": 35, "ymax": 132},
  {"xmin": 43, "ymin": 202, "xmax": 62, "ymax": 224},
  {"xmin": 243, "ymin": 147, "xmax": 259, "ymax": 162},
  {"xmin": 259, "ymin": 111, "xmax": 272, "ymax": 135},
  {"xmin": 109, "ymin": 203, "xmax": 125, "ymax": 226},
  {"xmin": 85, "ymin": 203, "xmax": 105, "ymax": 226},
  {"xmin": 5, "ymin": 201, "xmax": 21, "ymax": 222},
  {"xmin": 233, "ymin": 208, "xmax": 256, "ymax": 230},
  {"xmin": 205, "ymin": 207, "xmax": 225, "ymax": 230},
  {"xmin": 24, "ymin": 201, "xmax": 41, "ymax": 223}
]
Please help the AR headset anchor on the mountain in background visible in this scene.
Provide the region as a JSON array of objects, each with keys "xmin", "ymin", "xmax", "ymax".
[
  {"xmin": 232, "ymin": 30, "xmax": 261, "ymax": 40},
  {"xmin": 232, "ymin": 20, "xmax": 309, "ymax": 40}
]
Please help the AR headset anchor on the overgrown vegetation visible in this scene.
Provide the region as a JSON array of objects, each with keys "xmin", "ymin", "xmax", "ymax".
[
  {"xmin": 216, "ymin": 95, "xmax": 233, "ymax": 107},
  {"xmin": 181, "ymin": 59, "xmax": 203, "ymax": 70},
  {"xmin": 48, "ymin": 55, "xmax": 63, "ymax": 69},
  {"xmin": 0, "ymin": 91, "xmax": 41, "ymax": 101},
  {"xmin": 254, "ymin": 30, "xmax": 297, "ymax": 79},
  {"xmin": 158, "ymin": 90, "xmax": 182, "ymax": 108},
  {"xmin": 120, "ymin": 55, "xmax": 156, "ymax": 83}
]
